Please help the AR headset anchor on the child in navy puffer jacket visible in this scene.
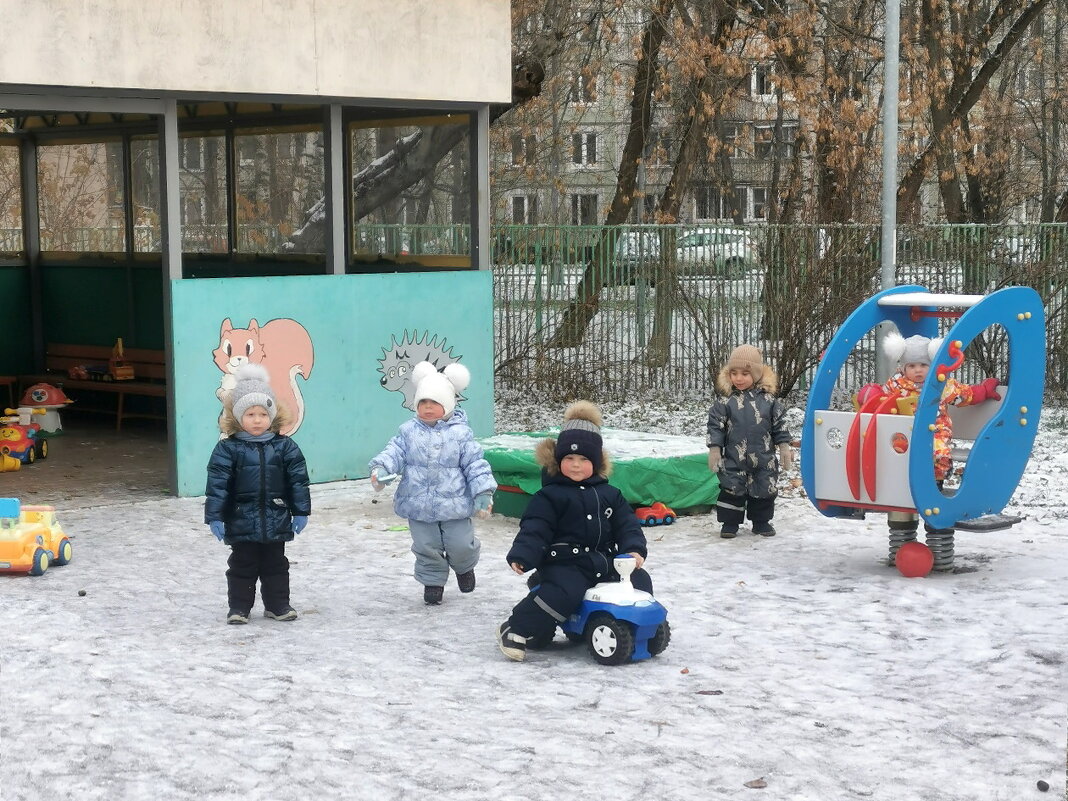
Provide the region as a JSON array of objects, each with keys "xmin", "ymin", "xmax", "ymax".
[
  {"xmin": 205, "ymin": 364, "xmax": 310, "ymax": 625},
  {"xmin": 369, "ymin": 361, "xmax": 497, "ymax": 606},
  {"xmin": 496, "ymin": 401, "xmax": 651, "ymax": 662}
]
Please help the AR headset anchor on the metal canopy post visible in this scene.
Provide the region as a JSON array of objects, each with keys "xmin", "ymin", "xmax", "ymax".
[
  {"xmin": 18, "ymin": 135, "xmax": 43, "ymax": 372},
  {"xmin": 323, "ymin": 103, "xmax": 346, "ymax": 275},
  {"xmin": 157, "ymin": 99, "xmax": 182, "ymax": 493},
  {"xmin": 470, "ymin": 105, "xmax": 490, "ymax": 270}
]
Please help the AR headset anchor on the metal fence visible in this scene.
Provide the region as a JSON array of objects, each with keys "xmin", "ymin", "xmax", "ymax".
[
  {"xmin": 6, "ymin": 220, "xmax": 1066, "ymax": 399},
  {"xmin": 492, "ymin": 223, "xmax": 1068, "ymax": 401}
]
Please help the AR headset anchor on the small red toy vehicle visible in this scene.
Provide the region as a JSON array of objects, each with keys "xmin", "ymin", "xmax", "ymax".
[
  {"xmin": 635, "ymin": 502, "xmax": 676, "ymax": 526},
  {"xmin": 0, "ymin": 408, "xmax": 47, "ymax": 464}
]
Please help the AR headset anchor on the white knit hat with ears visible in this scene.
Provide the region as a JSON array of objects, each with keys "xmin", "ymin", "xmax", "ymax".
[
  {"xmin": 230, "ymin": 363, "xmax": 278, "ymax": 423},
  {"xmin": 411, "ymin": 361, "xmax": 471, "ymax": 418},
  {"xmin": 883, "ymin": 332, "xmax": 943, "ymax": 368}
]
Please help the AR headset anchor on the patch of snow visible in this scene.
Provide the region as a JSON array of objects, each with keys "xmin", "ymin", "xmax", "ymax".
[{"xmin": 1, "ymin": 391, "xmax": 1064, "ymax": 800}]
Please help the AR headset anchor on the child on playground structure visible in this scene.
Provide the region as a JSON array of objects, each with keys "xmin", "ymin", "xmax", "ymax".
[
  {"xmin": 707, "ymin": 345, "xmax": 793, "ymax": 538},
  {"xmin": 204, "ymin": 364, "xmax": 311, "ymax": 624},
  {"xmin": 870, "ymin": 332, "xmax": 1001, "ymax": 567},
  {"xmin": 496, "ymin": 401, "xmax": 651, "ymax": 662},
  {"xmin": 369, "ymin": 361, "xmax": 497, "ymax": 606}
]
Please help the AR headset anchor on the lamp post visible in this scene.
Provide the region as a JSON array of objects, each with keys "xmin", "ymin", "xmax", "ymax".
[{"xmin": 877, "ymin": 0, "xmax": 902, "ymax": 381}]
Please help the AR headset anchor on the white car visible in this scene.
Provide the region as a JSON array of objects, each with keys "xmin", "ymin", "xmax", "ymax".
[{"xmin": 675, "ymin": 227, "xmax": 759, "ymax": 277}]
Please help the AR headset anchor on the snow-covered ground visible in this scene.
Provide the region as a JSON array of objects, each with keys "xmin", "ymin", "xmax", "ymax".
[{"xmin": 2, "ymin": 394, "xmax": 1065, "ymax": 801}]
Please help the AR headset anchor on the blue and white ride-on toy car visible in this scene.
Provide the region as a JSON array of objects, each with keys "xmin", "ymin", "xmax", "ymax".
[{"xmin": 548, "ymin": 555, "xmax": 671, "ymax": 665}]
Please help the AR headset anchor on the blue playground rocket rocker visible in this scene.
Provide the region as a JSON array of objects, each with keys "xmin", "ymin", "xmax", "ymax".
[{"xmin": 801, "ymin": 285, "xmax": 1045, "ymax": 571}]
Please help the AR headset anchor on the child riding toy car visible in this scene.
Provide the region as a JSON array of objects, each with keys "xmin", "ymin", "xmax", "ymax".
[{"xmin": 531, "ymin": 554, "xmax": 671, "ymax": 665}]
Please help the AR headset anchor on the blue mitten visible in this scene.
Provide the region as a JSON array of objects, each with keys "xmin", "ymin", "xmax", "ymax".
[
  {"xmin": 370, "ymin": 467, "xmax": 398, "ymax": 491},
  {"xmin": 474, "ymin": 493, "xmax": 493, "ymax": 519},
  {"xmin": 209, "ymin": 521, "xmax": 225, "ymax": 541},
  {"xmin": 292, "ymin": 515, "xmax": 308, "ymax": 535}
]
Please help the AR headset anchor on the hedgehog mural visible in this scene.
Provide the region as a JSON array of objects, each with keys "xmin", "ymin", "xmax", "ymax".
[{"xmin": 377, "ymin": 331, "xmax": 463, "ymax": 410}]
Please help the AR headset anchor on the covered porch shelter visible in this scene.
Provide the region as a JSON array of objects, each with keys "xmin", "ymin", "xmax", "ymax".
[{"xmin": 0, "ymin": 0, "xmax": 510, "ymax": 495}]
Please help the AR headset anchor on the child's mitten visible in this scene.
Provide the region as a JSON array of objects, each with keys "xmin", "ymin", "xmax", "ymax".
[
  {"xmin": 970, "ymin": 378, "xmax": 1002, "ymax": 404},
  {"xmin": 370, "ymin": 467, "xmax": 398, "ymax": 491},
  {"xmin": 708, "ymin": 446, "xmax": 721, "ymax": 473},
  {"xmin": 777, "ymin": 442, "xmax": 794, "ymax": 472},
  {"xmin": 474, "ymin": 493, "xmax": 493, "ymax": 519},
  {"xmin": 209, "ymin": 521, "xmax": 225, "ymax": 541}
]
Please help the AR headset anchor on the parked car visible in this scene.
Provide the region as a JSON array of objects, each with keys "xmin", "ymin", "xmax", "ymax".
[
  {"xmin": 675, "ymin": 227, "xmax": 759, "ymax": 277},
  {"xmin": 612, "ymin": 229, "xmax": 661, "ymax": 285}
]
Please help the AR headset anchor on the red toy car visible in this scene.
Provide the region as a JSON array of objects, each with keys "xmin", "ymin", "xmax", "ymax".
[
  {"xmin": 635, "ymin": 502, "xmax": 676, "ymax": 526},
  {"xmin": 0, "ymin": 410, "xmax": 47, "ymax": 464}
]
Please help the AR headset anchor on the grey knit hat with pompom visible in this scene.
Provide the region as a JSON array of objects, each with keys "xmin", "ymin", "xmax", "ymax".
[{"xmin": 231, "ymin": 363, "xmax": 277, "ymax": 423}]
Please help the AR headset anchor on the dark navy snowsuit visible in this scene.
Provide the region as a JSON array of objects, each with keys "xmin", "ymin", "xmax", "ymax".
[
  {"xmin": 505, "ymin": 471, "xmax": 650, "ymax": 640},
  {"xmin": 204, "ymin": 434, "xmax": 310, "ymax": 613},
  {"xmin": 707, "ymin": 386, "xmax": 791, "ymax": 526}
]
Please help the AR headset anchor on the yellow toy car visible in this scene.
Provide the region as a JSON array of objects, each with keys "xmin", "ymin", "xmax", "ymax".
[{"xmin": 0, "ymin": 498, "xmax": 72, "ymax": 575}]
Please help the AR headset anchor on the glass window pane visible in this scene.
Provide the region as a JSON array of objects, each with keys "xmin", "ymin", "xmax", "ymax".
[
  {"xmin": 180, "ymin": 134, "xmax": 227, "ymax": 253},
  {"xmin": 0, "ymin": 143, "xmax": 22, "ymax": 253},
  {"xmin": 38, "ymin": 141, "xmax": 125, "ymax": 252},
  {"xmin": 179, "ymin": 135, "xmax": 227, "ymax": 254},
  {"xmin": 350, "ymin": 117, "xmax": 471, "ymax": 260},
  {"xmin": 131, "ymin": 136, "xmax": 160, "ymax": 253},
  {"xmin": 234, "ymin": 128, "xmax": 324, "ymax": 254}
]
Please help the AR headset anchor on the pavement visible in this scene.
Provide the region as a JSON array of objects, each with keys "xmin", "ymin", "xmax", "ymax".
[{"xmin": 5, "ymin": 414, "xmax": 169, "ymax": 507}]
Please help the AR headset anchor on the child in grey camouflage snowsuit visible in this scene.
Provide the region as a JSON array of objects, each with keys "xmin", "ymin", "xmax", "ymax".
[{"xmin": 706, "ymin": 345, "xmax": 793, "ymax": 538}]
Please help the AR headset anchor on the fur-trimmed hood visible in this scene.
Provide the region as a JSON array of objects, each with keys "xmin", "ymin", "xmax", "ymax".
[
  {"xmin": 716, "ymin": 364, "xmax": 779, "ymax": 396},
  {"xmin": 534, "ymin": 436, "xmax": 613, "ymax": 478},
  {"xmin": 219, "ymin": 402, "xmax": 293, "ymax": 436}
]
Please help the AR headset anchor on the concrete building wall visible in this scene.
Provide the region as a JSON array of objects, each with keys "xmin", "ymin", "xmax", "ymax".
[{"xmin": 0, "ymin": 0, "xmax": 511, "ymax": 103}]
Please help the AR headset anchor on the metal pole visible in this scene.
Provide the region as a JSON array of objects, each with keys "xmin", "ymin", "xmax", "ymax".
[
  {"xmin": 471, "ymin": 105, "xmax": 491, "ymax": 270},
  {"xmin": 323, "ymin": 104, "xmax": 346, "ymax": 275},
  {"xmin": 877, "ymin": 0, "xmax": 901, "ymax": 382},
  {"xmin": 158, "ymin": 100, "xmax": 181, "ymax": 494}
]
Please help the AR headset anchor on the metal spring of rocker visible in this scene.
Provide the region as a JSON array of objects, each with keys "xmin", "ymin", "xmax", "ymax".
[{"xmin": 924, "ymin": 528, "xmax": 955, "ymax": 572}]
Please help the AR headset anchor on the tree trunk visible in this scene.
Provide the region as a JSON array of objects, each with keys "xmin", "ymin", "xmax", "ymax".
[
  {"xmin": 284, "ymin": 53, "xmax": 545, "ymax": 253},
  {"xmin": 544, "ymin": 0, "xmax": 675, "ymax": 348},
  {"xmin": 897, "ymin": 0, "xmax": 1052, "ymax": 215}
]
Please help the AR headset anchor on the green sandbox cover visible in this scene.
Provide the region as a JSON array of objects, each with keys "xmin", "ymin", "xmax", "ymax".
[{"xmin": 480, "ymin": 428, "xmax": 719, "ymax": 518}]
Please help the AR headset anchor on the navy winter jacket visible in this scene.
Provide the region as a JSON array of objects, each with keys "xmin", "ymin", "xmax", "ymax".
[
  {"xmin": 204, "ymin": 435, "xmax": 311, "ymax": 545},
  {"xmin": 507, "ymin": 471, "xmax": 647, "ymax": 579}
]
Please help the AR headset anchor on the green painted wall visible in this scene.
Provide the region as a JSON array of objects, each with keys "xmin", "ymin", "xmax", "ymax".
[
  {"xmin": 0, "ymin": 266, "xmax": 32, "ymax": 374},
  {"xmin": 41, "ymin": 264, "xmax": 164, "ymax": 349},
  {"xmin": 170, "ymin": 271, "xmax": 494, "ymax": 496}
]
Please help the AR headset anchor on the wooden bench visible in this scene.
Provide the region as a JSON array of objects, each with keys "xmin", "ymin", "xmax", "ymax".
[{"xmin": 19, "ymin": 343, "xmax": 167, "ymax": 431}]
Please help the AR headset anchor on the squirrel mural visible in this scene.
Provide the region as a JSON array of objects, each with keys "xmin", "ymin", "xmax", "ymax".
[{"xmin": 214, "ymin": 318, "xmax": 314, "ymax": 436}]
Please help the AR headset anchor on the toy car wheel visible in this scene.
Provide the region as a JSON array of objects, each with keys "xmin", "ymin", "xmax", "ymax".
[
  {"xmin": 663, "ymin": 515, "xmax": 674, "ymax": 525},
  {"xmin": 25, "ymin": 447, "xmax": 35, "ymax": 464},
  {"xmin": 648, "ymin": 620, "xmax": 672, "ymax": 656},
  {"xmin": 585, "ymin": 613, "xmax": 635, "ymax": 666},
  {"xmin": 35, "ymin": 439, "xmax": 48, "ymax": 459},
  {"xmin": 646, "ymin": 516, "xmax": 658, "ymax": 525},
  {"xmin": 29, "ymin": 547, "xmax": 50, "ymax": 576},
  {"xmin": 54, "ymin": 538, "xmax": 72, "ymax": 566}
]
